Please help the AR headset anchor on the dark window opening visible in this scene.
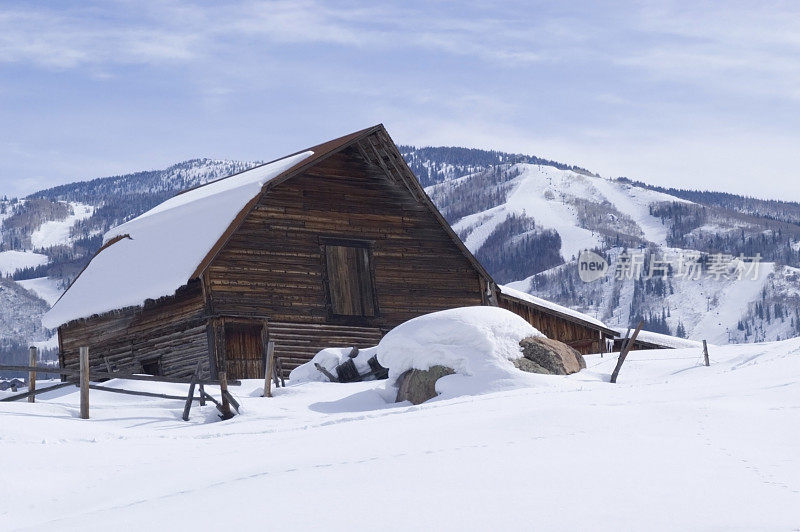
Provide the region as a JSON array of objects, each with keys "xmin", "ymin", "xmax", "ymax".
[
  {"xmin": 323, "ymin": 242, "xmax": 377, "ymax": 318},
  {"xmin": 141, "ymin": 357, "xmax": 162, "ymax": 376}
]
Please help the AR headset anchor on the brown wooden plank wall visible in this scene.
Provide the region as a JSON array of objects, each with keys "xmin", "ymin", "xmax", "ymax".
[
  {"xmin": 268, "ymin": 322, "xmax": 384, "ymax": 373},
  {"xmin": 59, "ymin": 281, "xmax": 210, "ymax": 378},
  {"xmin": 204, "ymin": 143, "xmax": 484, "ymax": 369}
]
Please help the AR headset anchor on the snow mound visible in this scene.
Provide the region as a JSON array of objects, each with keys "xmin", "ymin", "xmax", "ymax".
[
  {"xmin": 290, "ymin": 346, "xmax": 379, "ymax": 384},
  {"xmin": 377, "ymin": 306, "xmax": 545, "ymax": 400}
]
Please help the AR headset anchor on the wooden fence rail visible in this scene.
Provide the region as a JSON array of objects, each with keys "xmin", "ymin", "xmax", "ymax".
[
  {"xmin": 0, "ymin": 381, "xmax": 77, "ymax": 402},
  {"xmin": 0, "ymin": 364, "xmax": 240, "ymax": 386},
  {"xmin": 0, "ymin": 350, "xmax": 240, "ymax": 421}
]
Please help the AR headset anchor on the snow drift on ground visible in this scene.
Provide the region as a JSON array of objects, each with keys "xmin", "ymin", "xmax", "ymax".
[
  {"xmin": 376, "ymin": 306, "xmax": 544, "ymax": 399},
  {"xmin": 291, "ymin": 307, "xmax": 545, "ymax": 401},
  {"xmin": 42, "ymin": 151, "xmax": 312, "ymax": 328},
  {"xmin": 1, "ymin": 338, "xmax": 799, "ymax": 530},
  {"xmin": 290, "ymin": 346, "xmax": 379, "ymax": 383}
]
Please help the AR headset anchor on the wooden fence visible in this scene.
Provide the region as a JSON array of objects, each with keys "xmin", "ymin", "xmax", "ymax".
[{"xmin": 0, "ymin": 346, "xmax": 279, "ymax": 421}]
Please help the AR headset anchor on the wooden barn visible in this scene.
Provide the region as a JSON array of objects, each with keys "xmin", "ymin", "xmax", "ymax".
[{"xmin": 43, "ymin": 125, "xmax": 616, "ymax": 380}]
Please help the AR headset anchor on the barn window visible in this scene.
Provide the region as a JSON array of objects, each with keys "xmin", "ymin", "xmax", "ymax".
[
  {"xmin": 323, "ymin": 241, "xmax": 377, "ymax": 318},
  {"xmin": 141, "ymin": 357, "xmax": 162, "ymax": 376}
]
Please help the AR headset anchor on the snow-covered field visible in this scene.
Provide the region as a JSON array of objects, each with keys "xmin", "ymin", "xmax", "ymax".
[
  {"xmin": 2, "ymin": 339, "xmax": 798, "ymax": 530},
  {"xmin": 0, "ymin": 250, "xmax": 49, "ymax": 276}
]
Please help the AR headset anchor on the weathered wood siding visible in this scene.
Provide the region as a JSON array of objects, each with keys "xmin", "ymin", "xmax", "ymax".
[
  {"xmin": 267, "ymin": 322, "xmax": 384, "ymax": 372},
  {"xmin": 205, "ymin": 145, "xmax": 484, "ymax": 373},
  {"xmin": 59, "ymin": 281, "xmax": 209, "ymax": 378},
  {"xmin": 497, "ymin": 294, "xmax": 605, "ymax": 355}
]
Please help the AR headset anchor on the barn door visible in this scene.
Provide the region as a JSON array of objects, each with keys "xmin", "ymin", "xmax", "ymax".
[
  {"xmin": 323, "ymin": 242, "xmax": 376, "ymax": 318},
  {"xmin": 224, "ymin": 321, "xmax": 264, "ymax": 380}
]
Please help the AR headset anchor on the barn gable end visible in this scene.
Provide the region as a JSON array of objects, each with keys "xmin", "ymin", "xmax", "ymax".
[{"xmin": 201, "ymin": 139, "xmax": 486, "ymax": 377}]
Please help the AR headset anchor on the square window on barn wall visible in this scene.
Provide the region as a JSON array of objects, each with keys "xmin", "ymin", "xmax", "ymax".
[{"xmin": 322, "ymin": 241, "xmax": 377, "ymax": 318}]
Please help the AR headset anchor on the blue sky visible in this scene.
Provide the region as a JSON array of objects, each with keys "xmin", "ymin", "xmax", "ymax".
[{"xmin": 2, "ymin": 1, "xmax": 800, "ymax": 200}]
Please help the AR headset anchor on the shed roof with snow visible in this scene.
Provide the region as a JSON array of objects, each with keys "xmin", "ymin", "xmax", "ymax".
[
  {"xmin": 613, "ymin": 328, "xmax": 704, "ymax": 350},
  {"xmin": 43, "ymin": 151, "xmax": 311, "ymax": 328},
  {"xmin": 498, "ymin": 284, "xmax": 615, "ymax": 335}
]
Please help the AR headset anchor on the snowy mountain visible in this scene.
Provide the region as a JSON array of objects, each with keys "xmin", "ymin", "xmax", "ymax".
[
  {"xmin": 422, "ymin": 157, "xmax": 800, "ymax": 344},
  {"xmin": 2, "ymin": 148, "xmax": 800, "ymax": 356}
]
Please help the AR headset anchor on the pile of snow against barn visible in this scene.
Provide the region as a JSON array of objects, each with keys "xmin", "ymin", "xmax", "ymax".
[{"xmin": 43, "ymin": 125, "xmax": 616, "ymax": 380}]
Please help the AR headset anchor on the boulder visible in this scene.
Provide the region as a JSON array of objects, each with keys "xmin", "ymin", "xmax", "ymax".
[
  {"xmin": 515, "ymin": 337, "xmax": 586, "ymax": 375},
  {"xmin": 395, "ymin": 365, "xmax": 455, "ymax": 405}
]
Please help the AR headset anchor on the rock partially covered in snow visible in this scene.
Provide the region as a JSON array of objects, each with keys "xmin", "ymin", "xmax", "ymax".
[
  {"xmin": 289, "ymin": 346, "xmax": 379, "ymax": 384},
  {"xmin": 377, "ymin": 306, "xmax": 544, "ymax": 401},
  {"xmin": 395, "ymin": 366, "xmax": 456, "ymax": 405},
  {"xmin": 514, "ymin": 337, "xmax": 586, "ymax": 375}
]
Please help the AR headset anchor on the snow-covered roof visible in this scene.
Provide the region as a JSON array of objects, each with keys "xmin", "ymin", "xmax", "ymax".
[
  {"xmin": 613, "ymin": 328, "xmax": 704, "ymax": 349},
  {"xmin": 43, "ymin": 151, "xmax": 313, "ymax": 328},
  {"xmin": 497, "ymin": 284, "xmax": 612, "ymax": 331}
]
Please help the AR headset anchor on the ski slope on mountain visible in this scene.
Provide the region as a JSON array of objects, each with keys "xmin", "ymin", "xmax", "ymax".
[
  {"xmin": 30, "ymin": 202, "xmax": 94, "ymax": 249},
  {"xmin": 448, "ymin": 165, "xmax": 603, "ymax": 261},
  {"xmin": 589, "ymin": 177, "xmax": 690, "ymax": 246},
  {"xmin": 439, "ymin": 163, "xmax": 686, "ymax": 262},
  {"xmin": 0, "ymin": 250, "xmax": 49, "ymax": 276},
  {"xmin": 514, "ymin": 249, "xmax": 784, "ymax": 345},
  {"xmin": 1, "ymin": 339, "xmax": 798, "ymax": 530},
  {"xmin": 17, "ymin": 276, "xmax": 63, "ymax": 306},
  {"xmin": 431, "ymin": 162, "xmax": 800, "ymax": 344}
]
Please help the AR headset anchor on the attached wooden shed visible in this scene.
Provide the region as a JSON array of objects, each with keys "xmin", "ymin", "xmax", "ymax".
[
  {"xmin": 496, "ymin": 285, "xmax": 616, "ymax": 355},
  {"xmin": 44, "ymin": 125, "xmax": 616, "ymax": 380}
]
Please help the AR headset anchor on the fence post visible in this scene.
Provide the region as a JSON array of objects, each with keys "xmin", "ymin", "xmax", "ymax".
[
  {"xmin": 79, "ymin": 346, "xmax": 90, "ymax": 419},
  {"xmin": 28, "ymin": 346, "xmax": 37, "ymax": 404},
  {"xmin": 218, "ymin": 371, "xmax": 233, "ymax": 420},
  {"xmin": 610, "ymin": 321, "xmax": 643, "ymax": 384},
  {"xmin": 182, "ymin": 363, "xmax": 201, "ymax": 422},
  {"xmin": 702, "ymin": 340, "xmax": 709, "ymax": 367},
  {"xmin": 262, "ymin": 340, "xmax": 275, "ymax": 398},
  {"xmin": 598, "ymin": 331, "xmax": 604, "ymax": 358}
]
